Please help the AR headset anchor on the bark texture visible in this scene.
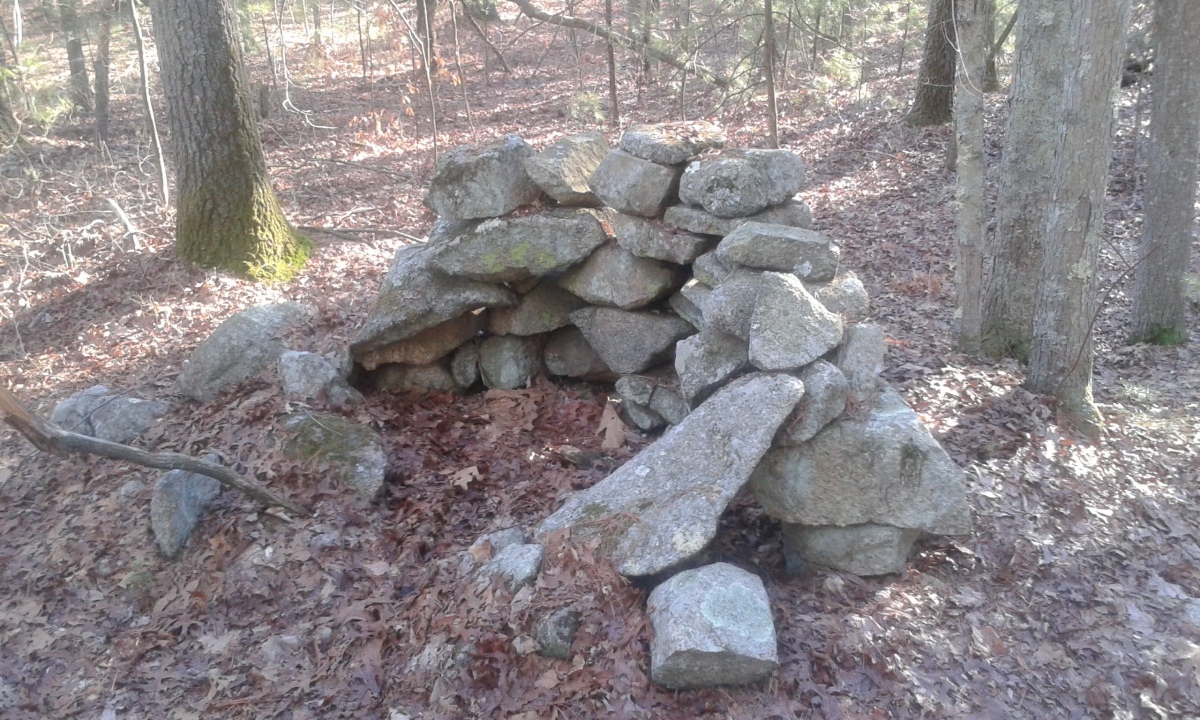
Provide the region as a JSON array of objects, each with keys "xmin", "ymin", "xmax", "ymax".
[
  {"xmin": 953, "ymin": 0, "xmax": 986, "ymax": 353},
  {"xmin": 980, "ymin": 0, "xmax": 1068, "ymax": 360},
  {"xmin": 150, "ymin": 0, "xmax": 310, "ymax": 281},
  {"xmin": 58, "ymin": 0, "xmax": 91, "ymax": 113},
  {"xmin": 93, "ymin": 0, "xmax": 114, "ymax": 143},
  {"xmin": 1128, "ymin": 0, "xmax": 1200, "ymax": 345},
  {"xmin": 905, "ymin": 0, "xmax": 955, "ymax": 126},
  {"xmin": 1026, "ymin": 0, "xmax": 1130, "ymax": 431}
]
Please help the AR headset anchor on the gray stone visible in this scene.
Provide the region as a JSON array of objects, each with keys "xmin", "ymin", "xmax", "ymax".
[
  {"xmin": 278, "ymin": 351, "xmax": 363, "ymax": 406},
  {"xmin": 750, "ymin": 386, "xmax": 972, "ymax": 536},
  {"xmin": 350, "ymin": 240, "xmax": 515, "ymax": 362},
  {"xmin": 479, "ymin": 335, "xmax": 544, "ymax": 390},
  {"xmin": 357, "ymin": 311, "xmax": 486, "ymax": 370},
  {"xmin": 179, "ymin": 302, "xmax": 313, "ymax": 403},
  {"xmin": 779, "ymin": 360, "xmax": 848, "ymax": 445},
  {"xmin": 675, "ymin": 330, "xmax": 749, "ymax": 407},
  {"xmin": 782, "ymin": 523, "xmax": 921, "ymax": 576},
  {"xmin": 621, "ymin": 398, "xmax": 666, "ymax": 431},
  {"xmin": 451, "ymin": 341, "xmax": 481, "ymax": 388},
  {"xmin": 524, "ymin": 131, "xmax": 608, "ymax": 206},
  {"xmin": 478, "ymin": 543, "xmax": 544, "ymax": 591},
  {"xmin": 616, "ymin": 372, "xmax": 690, "ymax": 426},
  {"xmin": 151, "ymin": 456, "xmax": 223, "ymax": 559},
  {"xmin": 610, "ymin": 213, "xmax": 712, "ymax": 265},
  {"xmin": 469, "ymin": 527, "xmax": 527, "ymax": 560},
  {"xmin": 543, "ymin": 327, "xmax": 616, "ymax": 380},
  {"xmin": 706, "ymin": 269, "xmax": 765, "ymax": 340},
  {"xmin": 588, "ymin": 150, "xmax": 683, "ymax": 217},
  {"xmin": 117, "ymin": 479, "xmax": 146, "ymax": 504},
  {"xmin": 752, "ymin": 199, "xmax": 815, "ymax": 231},
  {"xmin": 487, "ymin": 281, "xmax": 586, "ymax": 335},
  {"xmin": 374, "ymin": 362, "xmax": 462, "ymax": 394},
  {"xmin": 649, "ymin": 385, "xmax": 690, "ymax": 425},
  {"xmin": 716, "ymin": 222, "xmax": 841, "ymax": 282},
  {"xmin": 648, "ymin": 563, "xmax": 778, "ymax": 689},
  {"xmin": 619, "ymin": 121, "xmax": 726, "ymax": 165},
  {"xmin": 535, "ymin": 608, "xmax": 581, "ymax": 660},
  {"xmin": 747, "ymin": 149, "xmax": 807, "ymax": 206},
  {"xmin": 537, "ymin": 373, "xmax": 805, "ymax": 576},
  {"xmin": 425, "ymin": 134, "xmax": 541, "ymax": 219},
  {"xmin": 426, "ymin": 209, "xmax": 609, "ymax": 284},
  {"xmin": 811, "ymin": 271, "xmax": 870, "ymax": 321},
  {"xmin": 748, "ymin": 272, "xmax": 844, "ymax": 371},
  {"xmin": 669, "ymin": 280, "xmax": 710, "ymax": 330},
  {"xmin": 692, "ymin": 251, "xmax": 732, "ymax": 287},
  {"xmin": 834, "ymin": 323, "xmax": 887, "ymax": 406},
  {"xmin": 283, "ymin": 412, "xmax": 387, "ymax": 500},
  {"xmin": 678, "ymin": 149, "xmax": 805, "ymax": 218},
  {"xmin": 664, "ymin": 200, "xmax": 814, "ymax": 237},
  {"xmin": 50, "ymin": 385, "xmax": 168, "ymax": 444},
  {"xmin": 569, "ymin": 307, "xmax": 695, "ymax": 375},
  {"xmin": 558, "ymin": 243, "xmax": 679, "ymax": 310}
]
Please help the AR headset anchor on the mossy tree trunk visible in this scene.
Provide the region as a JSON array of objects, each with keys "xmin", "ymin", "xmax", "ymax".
[{"xmin": 149, "ymin": 0, "xmax": 310, "ymax": 282}]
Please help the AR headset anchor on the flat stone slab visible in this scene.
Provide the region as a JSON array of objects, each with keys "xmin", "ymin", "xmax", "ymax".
[
  {"xmin": 664, "ymin": 200, "xmax": 814, "ymax": 237},
  {"xmin": 537, "ymin": 373, "xmax": 804, "ymax": 576},
  {"xmin": 648, "ymin": 562, "xmax": 779, "ymax": 689},
  {"xmin": 558, "ymin": 243, "xmax": 679, "ymax": 310},
  {"xmin": 716, "ymin": 222, "xmax": 841, "ymax": 282},
  {"xmin": 569, "ymin": 307, "xmax": 695, "ymax": 375},
  {"xmin": 487, "ymin": 281, "xmax": 586, "ymax": 336},
  {"xmin": 588, "ymin": 150, "xmax": 683, "ymax": 217},
  {"xmin": 425, "ymin": 133, "xmax": 541, "ymax": 219},
  {"xmin": 619, "ymin": 121, "xmax": 726, "ymax": 165},
  {"xmin": 523, "ymin": 131, "xmax": 608, "ymax": 206},
  {"xmin": 610, "ymin": 213, "xmax": 712, "ymax": 265},
  {"xmin": 50, "ymin": 385, "xmax": 168, "ymax": 444},
  {"xmin": 357, "ymin": 311, "xmax": 485, "ymax": 370},
  {"xmin": 748, "ymin": 271, "xmax": 844, "ymax": 371}
]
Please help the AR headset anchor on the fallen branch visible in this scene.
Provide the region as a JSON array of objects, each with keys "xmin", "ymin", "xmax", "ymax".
[
  {"xmin": 505, "ymin": 0, "xmax": 732, "ymax": 89},
  {"xmin": 0, "ymin": 386, "xmax": 310, "ymax": 518}
]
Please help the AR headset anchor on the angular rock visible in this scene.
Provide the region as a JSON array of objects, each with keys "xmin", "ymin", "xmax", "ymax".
[
  {"xmin": 664, "ymin": 200, "xmax": 814, "ymax": 237},
  {"xmin": 610, "ymin": 213, "xmax": 712, "ymax": 265},
  {"xmin": 616, "ymin": 373, "xmax": 689, "ymax": 429},
  {"xmin": 50, "ymin": 385, "xmax": 168, "ymax": 444},
  {"xmin": 750, "ymin": 386, "xmax": 972, "ymax": 536},
  {"xmin": 692, "ymin": 251, "xmax": 732, "ymax": 287},
  {"xmin": 357, "ymin": 311, "xmax": 485, "ymax": 370},
  {"xmin": 678, "ymin": 149, "xmax": 805, "ymax": 218},
  {"xmin": 535, "ymin": 608, "xmax": 581, "ymax": 660},
  {"xmin": 278, "ymin": 351, "xmax": 363, "ymax": 406},
  {"xmin": 543, "ymin": 327, "xmax": 615, "ymax": 380},
  {"xmin": 782, "ymin": 523, "xmax": 921, "ymax": 576},
  {"xmin": 588, "ymin": 150, "xmax": 683, "ymax": 217},
  {"xmin": 748, "ymin": 272, "xmax": 844, "ymax": 371},
  {"xmin": 569, "ymin": 307, "xmax": 695, "ymax": 375},
  {"xmin": 648, "ymin": 563, "xmax": 778, "ymax": 689},
  {"xmin": 426, "ymin": 209, "xmax": 609, "ymax": 284},
  {"xmin": 479, "ymin": 335, "xmax": 544, "ymax": 390},
  {"xmin": 284, "ymin": 412, "xmax": 387, "ymax": 500},
  {"xmin": 425, "ymin": 133, "xmax": 541, "ymax": 219},
  {"xmin": 470, "ymin": 527, "xmax": 527, "ymax": 560},
  {"xmin": 374, "ymin": 362, "xmax": 462, "ymax": 394},
  {"xmin": 487, "ymin": 282, "xmax": 586, "ymax": 335},
  {"xmin": 621, "ymin": 398, "xmax": 666, "ymax": 431},
  {"xmin": 151, "ymin": 455, "xmax": 223, "ymax": 559},
  {"xmin": 779, "ymin": 360, "xmax": 848, "ymax": 445},
  {"xmin": 669, "ymin": 280, "xmax": 710, "ymax": 330},
  {"xmin": 523, "ymin": 131, "xmax": 608, "ymax": 205},
  {"xmin": 717, "ymin": 222, "xmax": 841, "ymax": 282},
  {"xmin": 538, "ymin": 374, "xmax": 805, "ymax": 576},
  {"xmin": 747, "ymin": 149, "xmax": 807, "ymax": 206},
  {"xmin": 811, "ymin": 271, "xmax": 870, "ymax": 321},
  {"xmin": 179, "ymin": 302, "xmax": 313, "ymax": 403},
  {"xmin": 834, "ymin": 323, "xmax": 887, "ymax": 406},
  {"xmin": 705, "ymin": 269, "xmax": 763, "ymax": 340},
  {"xmin": 350, "ymin": 240, "xmax": 515, "ymax": 361},
  {"xmin": 675, "ymin": 330, "xmax": 749, "ymax": 407},
  {"xmin": 558, "ymin": 243, "xmax": 679, "ymax": 310},
  {"xmin": 451, "ymin": 340, "xmax": 481, "ymax": 388},
  {"xmin": 478, "ymin": 543, "xmax": 544, "ymax": 591},
  {"xmin": 648, "ymin": 385, "xmax": 690, "ymax": 425},
  {"xmin": 619, "ymin": 121, "xmax": 726, "ymax": 165}
]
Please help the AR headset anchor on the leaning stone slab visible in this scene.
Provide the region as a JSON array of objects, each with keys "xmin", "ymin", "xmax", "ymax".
[
  {"xmin": 537, "ymin": 373, "xmax": 805, "ymax": 576},
  {"xmin": 50, "ymin": 385, "xmax": 168, "ymax": 444},
  {"xmin": 748, "ymin": 272, "xmax": 844, "ymax": 371},
  {"xmin": 523, "ymin": 131, "xmax": 608, "ymax": 206},
  {"xmin": 558, "ymin": 243, "xmax": 679, "ymax": 310},
  {"xmin": 569, "ymin": 307, "xmax": 695, "ymax": 375},
  {"xmin": 669, "ymin": 279, "xmax": 711, "ymax": 330},
  {"xmin": 151, "ymin": 455, "xmax": 223, "ymax": 559},
  {"xmin": 479, "ymin": 335, "xmax": 544, "ymax": 390},
  {"xmin": 691, "ymin": 251, "xmax": 732, "ymax": 287},
  {"xmin": 610, "ymin": 213, "xmax": 712, "ymax": 265},
  {"xmin": 619, "ymin": 121, "xmax": 726, "ymax": 165},
  {"xmin": 278, "ymin": 351, "xmax": 363, "ymax": 406},
  {"xmin": 675, "ymin": 330, "xmax": 750, "ymax": 407},
  {"xmin": 350, "ymin": 239, "xmax": 515, "ymax": 361},
  {"xmin": 778, "ymin": 360, "xmax": 848, "ymax": 445},
  {"xmin": 425, "ymin": 133, "xmax": 541, "ymax": 219},
  {"xmin": 487, "ymin": 282, "xmax": 586, "ymax": 336},
  {"xmin": 648, "ymin": 563, "xmax": 779, "ymax": 689},
  {"xmin": 283, "ymin": 412, "xmax": 386, "ymax": 500},
  {"xmin": 705, "ymin": 269, "xmax": 763, "ymax": 340},
  {"xmin": 750, "ymin": 386, "xmax": 972, "ymax": 536},
  {"xmin": 808, "ymin": 271, "xmax": 870, "ymax": 321},
  {"xmin": 834, "ymin": 323, "xmax": 887, "ymax": 406},
  {"xmin": 179, "ymin": 302, "xmax": 313, "ymax": 403},
  {"xmin": 783, "ymin": 523, "xmax": 921, "ymax": 576},
  {"xmin": 426, "ymin": 208, "xmax": 609, "ymax": 284},
  {"xmin": 664, "ymin": 200, "xmax": 814, "ymax": 237},
  {"xmin": 716, "ymin": 222, "xmax": 841, "ymax": 282},
  {"xmin": 357, "ymin": 311, "xmax": 485, "ymax": 370},
  {"xmin": 588, "ymin": 150, "xmax": 683, "ymax": 217},
  {"xmin": 374, "ymin": 362, "xmax": 462, "ymax": 394},
  {"xmin": 543, "ymin": 327, "xmax": 616, "ymax": 380}
]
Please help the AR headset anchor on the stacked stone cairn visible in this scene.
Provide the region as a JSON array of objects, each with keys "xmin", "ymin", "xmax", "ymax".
[{"xmin": 351, "ymin": 123, "xmax": 972, "ymax": 690}]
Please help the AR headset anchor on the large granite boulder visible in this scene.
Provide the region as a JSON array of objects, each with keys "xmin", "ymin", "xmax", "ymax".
[
  {"xmin": 716, "ymin": 222, "xmax": 841, "ymax": 282},
  {"xmin": 748, "ymin": 272, "xmax": 844, "ymax": 371},
  {"xmin": 487, "ymin": 282, "xmax": 586, "ymax": 336},
  {"xmin": 151, "ymin": 456, "xmax": 223, "ymax": 559},
  {"xmin": 678, "ymin": 149, "xmax": 805, "ymax": 218},
  {"xmin": 610, "ymin": 213, "xmax": 712, "ymax": 265},
  {"xmin": 664, "ymin": 199, "xmax": 814, "ymax": 237},
  {"xmin": 426, "ymin": 209, "xmax": 609, "ymax": 284},
  {"xmin": 750, "ymin": 386, "xmax": 972, "ymax": 536},
  {"xmin": 537, "ymin": 373, "xmax": 805, "ymax": 576},
  {"xmin": 587, "ymin": 150, "xmax": 683, "ymax": 217},
  {"xmin": 179, "ymin": 302, "xmax": 313, "ymax": 403},
  {"xmin": 50, "ymin": 385, "xmax": 168, "ymax": 444},
  {"xmin": 648, "ymin": 563, "xmax": 778, "ymax": 689},
  {"xmin": 523, "ymin": 131, "xmax": 608, "ymax": 206},
  {"xmin": 619, "ymin": 121, "xmax": 726, "ymax": 165},
  {"xmin": 569, "ymin": 307, "xmax": 695, "ymax": 375},
  {"xmin": 558, "ymin": 243, "xmax": 679, "ymax": 310},
  {"xmin": 425, "ymin": 134, "xmax": 541, "ymax": 219},
  {"xmin": 283, "ymin": 412, "xmax": 387, "ymax": 500}
]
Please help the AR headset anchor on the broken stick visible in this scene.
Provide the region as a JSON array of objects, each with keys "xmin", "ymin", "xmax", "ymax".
[{"xmin": 0, "ymin": 386, "xmax": 310, "ymax": 518}]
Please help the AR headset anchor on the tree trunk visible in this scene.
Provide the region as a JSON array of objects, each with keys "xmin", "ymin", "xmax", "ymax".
[
  {"xmin": 980, "ymin": 0, "xmax": 999, "ymax": 91},
  {"xmin": 149, "ymin": 0, "xmax": 311, "ymax": 282},
  {"xmin": 764, "ymin": 0, "xmax": 778, "ymax": 148},
  {"xmin": 94, "ymin": 0, "xmax": 114, "ymax": 143},
  {"xmin": 1128, "ymin": 0, "xmax": 1200, "ymax": 345},
  {"xmin": 905, "ymin": 0, "xmax": 955, "ymax": 126},
  {"xmin": 1026, "ymin": 0, "xmax": 1130, "ymax": 432},
  {"xmin": 58, "ymin": 0, "xmax": 90, "ymax": 113},
  {"xmin": 980, "ymin": 0, "xmax": 1068, "ymax": 360},
  {"xmin": 605, "ymin": 0, "xmax": 619, "ymax": 125},
  {"xmin": 0, "ymin": 48, "xmax": 18, "ymax": 139},
  {"xmin": 416, "ymin": 0, "xmax": 437, "ymax": 69},
  {"xmin": 953, "ymin": 0, "xmax": 986, "ymax": 353}
]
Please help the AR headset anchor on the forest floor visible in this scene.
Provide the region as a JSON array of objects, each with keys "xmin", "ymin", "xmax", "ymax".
[{"xmin": 1, "ymin": 6, "xmax": 1199, "ymax": 719}]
